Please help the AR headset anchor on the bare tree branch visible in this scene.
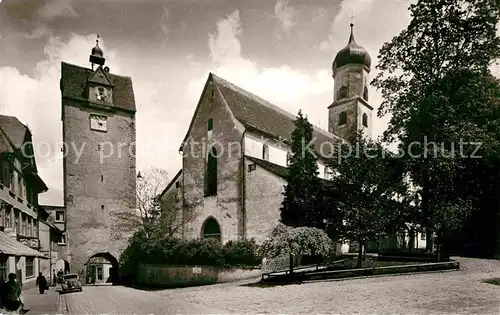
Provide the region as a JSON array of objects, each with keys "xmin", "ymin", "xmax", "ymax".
[{"xmin": 110, "ymin": 167, "xmax": 199, "ymax": 241}]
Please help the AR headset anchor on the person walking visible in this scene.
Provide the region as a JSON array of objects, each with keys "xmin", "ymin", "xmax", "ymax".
[
  {"xmin": 35, "ymin": 273, "xmax": 48, "ymax": 294},
  {"xmin": 4, "ymin": 273, "xmax": 22, "ymax": 312}
]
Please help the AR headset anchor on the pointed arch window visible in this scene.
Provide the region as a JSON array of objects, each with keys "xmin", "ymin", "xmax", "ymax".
[
  {"xmin": 202, "ymin": 217, "xmax": 221, "ymax": 242},
  {"xmin": 362, "ymin": 113, "xmax": 368, "ymax": 127},
  {"xmin": 338, "ymin": 111, "xmax": 347, "ymax": 126},
  {"xmin": 262, "ymin": 144, "xmax": 269, "ymax": 161},
  {"xmin": 339, "ymin": 86, "xmax": 348, "ymax": 99},
  {"xmin": 205, "ymin": 146, "xmax": 218, "ymax": 196},
  {"xmin": 363, "ymin": 86, "xmax": 369, "ymax": 101}
]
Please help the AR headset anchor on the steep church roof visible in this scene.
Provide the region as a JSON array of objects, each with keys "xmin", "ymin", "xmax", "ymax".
[
  {"xmin": 60, "ymin": 62, "xmax": 136, "ymax": 112},
  {"xmin": 181, "ymin": 73, "xmax": 344, "ymax": 160}
]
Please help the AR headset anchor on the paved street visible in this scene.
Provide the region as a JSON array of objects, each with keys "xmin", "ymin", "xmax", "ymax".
[
  {"xmin": 62, "ymin": 257, "xmax": 500, "ymax": 314},
  {"xmin": 22, "ymin": 286, "xmax": 59, "ymax": 315}
]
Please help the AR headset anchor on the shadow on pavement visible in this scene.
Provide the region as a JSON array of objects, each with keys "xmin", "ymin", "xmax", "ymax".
[{"xmin": 240, "ymin": 280, "xmax": 303, "ymax": 288}]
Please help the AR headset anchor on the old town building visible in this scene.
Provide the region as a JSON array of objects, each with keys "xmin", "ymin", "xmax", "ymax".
[{"xmin": 0, "ymin": 115, "xmax": 51, "ymax": 287}]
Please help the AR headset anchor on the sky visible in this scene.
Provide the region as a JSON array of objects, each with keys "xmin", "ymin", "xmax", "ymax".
[{"xmin": 0, "ymin": 0, "xmax": 498, "ymax": 206}]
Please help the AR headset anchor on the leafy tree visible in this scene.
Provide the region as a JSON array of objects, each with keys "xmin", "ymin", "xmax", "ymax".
[
  {"xmin": 329, "ymin": 132, "xmax": 407, "ymax": 267},
  {"xmin": 372, "ymin": 0, "xmax": 500, "ymax": 258},
  {"xmin": 259, "ymin": 223, "xmax": 333, "ymax": 274},
  {"xmin": 280, "ymin": 110, "xmax": 323, "ymax": 228}
]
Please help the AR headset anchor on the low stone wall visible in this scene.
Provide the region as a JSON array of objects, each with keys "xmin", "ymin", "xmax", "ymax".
[
  {"xmin": 136, "ymin": 264, "xmax": 261, "ymax": 288},
  {"xmin": 217, "ymin": 267, "xmax": 261, "ymax": 283},
  {"xmin": 262, "ymin": 260, "xmax": 460, "ymax": 283}
]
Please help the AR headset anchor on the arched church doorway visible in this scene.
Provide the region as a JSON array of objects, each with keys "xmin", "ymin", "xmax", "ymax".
[
  {"xmin": 201, "ymin": 216, "xmax": 221, "ymax": 242},
  {"xmin": 84, "ymin": 252, "xmax": 119, "ymax": 286}
]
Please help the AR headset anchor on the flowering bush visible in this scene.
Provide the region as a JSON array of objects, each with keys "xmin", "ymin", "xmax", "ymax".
[{"xmin": 259, "ymin": 223, "xmax": 333, "ymax": 259}]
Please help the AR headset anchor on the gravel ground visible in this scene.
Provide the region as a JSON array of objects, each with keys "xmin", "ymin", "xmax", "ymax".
[
  {"xmin": 63, "ymin": 284, "xmax": 224, "ymax": 314},
  {"xmin": 156, "ymin": 257, "xmax": 500, "ymax": 314},
  {"xmin": 65, "ymin": 257, "xmax": 500, "ymax": 314}
]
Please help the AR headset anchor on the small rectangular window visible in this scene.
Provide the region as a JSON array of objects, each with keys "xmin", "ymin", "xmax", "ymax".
[
  {"xmin": 101, "ymin": 175, "xmax": 104, "ymax": 182},
  {"xmin": 248, "ymin": 164, "xmax": 256, "ymax": 172},
  {"xmin": 175, "ymin": 182, "xmax": 180, "ymax": 188},
  {"xmin": 101, "ymin": 205, "xmax": 104, "ymax": 210},
  {"xmin": 208, "ymin": 119, "xmax": 213, "ymax": 131}
]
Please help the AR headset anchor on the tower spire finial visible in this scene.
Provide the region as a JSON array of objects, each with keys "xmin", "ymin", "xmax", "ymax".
[
  {"xmin": 90, "ymin": 33, "xmax": 105, "ymax": 69},
  {"xmin": 348, "ymin": 13, "xmax": 356, "ymax": 43}
]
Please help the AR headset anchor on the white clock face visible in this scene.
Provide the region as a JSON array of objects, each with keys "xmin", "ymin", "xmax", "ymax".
[{"xmin": 90, "ymin": 115, "xmax": 107, "ymax": 131}]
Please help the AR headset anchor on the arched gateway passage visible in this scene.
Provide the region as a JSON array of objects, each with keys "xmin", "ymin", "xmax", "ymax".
[{"xmin": 84, "ymin": 252, "xmax": 119, "ymax": 285}]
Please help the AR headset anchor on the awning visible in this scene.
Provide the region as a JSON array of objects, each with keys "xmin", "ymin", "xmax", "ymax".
[{"xmin": 0, "ymin": 231, "xmax": 47, "ymax": 258}]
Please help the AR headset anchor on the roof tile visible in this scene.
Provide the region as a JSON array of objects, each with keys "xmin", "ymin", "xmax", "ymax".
[
  {"xmin": 0, "ymin": 115, "xmax": 28, "ymax": 149},
  {"xmin": 212, "ymin": 74, "xmax": 343, "ymax": 159},
  {"xmin": 61, "ymin": 62, "xmax": 136, "ymax": 112}
]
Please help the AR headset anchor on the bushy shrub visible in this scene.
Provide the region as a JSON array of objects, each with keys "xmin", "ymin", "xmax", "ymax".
[
  {"xmin": 119, "ymin": 236, "xmax": 260, "ymax": 282},
  {"xmin": 223, "ymin": 238, "xmax": 262, "ymax": 267},
  {"xmin": 189, "ymin": 238, "xmax": 225, "ymax": 267},
  {"xmin": 119, "ymin": 231, "xmax": 148, "ymax": 284}
]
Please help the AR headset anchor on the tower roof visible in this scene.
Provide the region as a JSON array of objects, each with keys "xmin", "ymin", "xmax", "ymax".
[
  {"xmin": 61, "ymin": 62, "xmax": 136, "ymax": 112},
  {"xmin": 332, "ymin": 23, "xmax": 371, "ymax": 72},
  {"xmin": 89, "ymin": 35, "xmax": 105, "ymax": 66}
]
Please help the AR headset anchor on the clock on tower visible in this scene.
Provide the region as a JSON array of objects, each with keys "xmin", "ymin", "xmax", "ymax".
[{"xmin": 89, "ymin": 114, "xmax": 107, "ymax": 132}]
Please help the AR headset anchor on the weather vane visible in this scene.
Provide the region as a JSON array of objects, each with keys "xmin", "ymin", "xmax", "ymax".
[
  {"xmin": 350, "ymin": 12, "xmax": 355, "ymax": 25},
  {"xmin": 96, "ymin": 34, "xmax": 100, "ymax": 45}
]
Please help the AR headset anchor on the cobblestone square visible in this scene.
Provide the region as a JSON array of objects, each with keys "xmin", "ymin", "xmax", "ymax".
[{"xmin": 63, "ymin": 258, "xmax": 500, "ymax": 314}]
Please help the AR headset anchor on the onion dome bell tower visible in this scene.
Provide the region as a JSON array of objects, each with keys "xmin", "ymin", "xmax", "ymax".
[
  {"xmin": 328, "ymin": 23, "xmax": 373, "ymax": 141},
  {"xmin": 332, "ymin": 23, "xmax": 371, "ymax": 77}
]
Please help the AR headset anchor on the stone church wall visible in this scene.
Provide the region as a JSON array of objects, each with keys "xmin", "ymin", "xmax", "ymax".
[
  {"xmin": 181, "ymin": 81, "xmax": 246, "ymax": 243},
  {"xmin": 244, "ymin": 132, "xmax": 329, "ymax": 180},
  {"xmin": 244, "ymin": 132, "xmax": 288, "ymax": 166},
  {"xmin": 62, "ymin": 101, "xmax": 136, "ymax": 273},
  {"xmin": 244, "ymin": 158, "xmax": 286, "ymax": 243}
]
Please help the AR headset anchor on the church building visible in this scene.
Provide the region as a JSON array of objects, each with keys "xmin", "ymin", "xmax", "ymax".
[{"xmin": 160, "ymin": 24, "xmax": 372, "ymax": 247}]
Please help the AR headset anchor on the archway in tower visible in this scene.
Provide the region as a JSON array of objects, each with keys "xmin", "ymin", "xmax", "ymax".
[{"xmin": 84, "ymin": 252, "xmax": 119, "ymax": 285}]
